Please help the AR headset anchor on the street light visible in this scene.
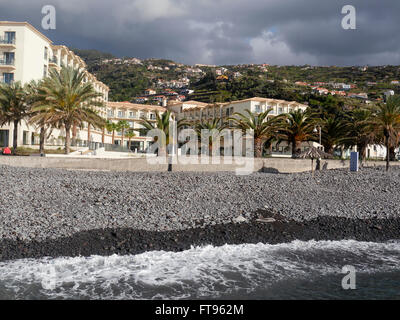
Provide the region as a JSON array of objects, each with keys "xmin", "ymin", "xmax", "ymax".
[
  {"xmin": 313, "ymin": 125, "xmax": 322, "ymax": 147},
  {"xmin": 313, "ymin": 125, "xmax": 322, "ymax": 171}
]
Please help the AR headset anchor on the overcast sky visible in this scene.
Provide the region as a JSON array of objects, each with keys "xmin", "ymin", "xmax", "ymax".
[{"xmin": 0, "ymin": 0, "xmax": 399, "ymax": 66}]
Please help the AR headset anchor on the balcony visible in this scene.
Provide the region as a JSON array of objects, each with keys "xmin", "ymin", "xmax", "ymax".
[
  {"xmin": 49, "ymin": 56, "xmax": 58, "ymax": 65},
  {"xmin": 0, "ymin": 59, "xmax": 15, "ymax": 70},
  {"xmin": 0, "ymin": 37, "xmax": 16, "ymax": 49},
  {"xmin": 49, "ymin": 56, "xmax": 60, "ymax": 70},
  {"xmin": 0, "ymin": 78, "xmax": 14, "ymax": 85}
]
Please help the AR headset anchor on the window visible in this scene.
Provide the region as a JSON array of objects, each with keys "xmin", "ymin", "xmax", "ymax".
[
  {"xmin": 4, "ymin": 32, "xmax": 16, "ymax": 44},
  {"xmin": 23, "ymin": 131, "xmax": 29, "ymax": 145},
  {"xmin": 118, "ymin": 111, "xmax": 125, "ymax": 118},
  {"xmin": 3, "ymin": 52, "xmax": 14, "ymax": 65},
  {"xmin": 150, "ymin": 113, "xmax": 156, "ymax": 120},
  {"xmin": 44, "ymin": 47, "xmax": 48, "ymax": 60},
  {"xmin": 0, "ymin": 130, "xmax": 9, "ymax": 147},
  {"xmin": 108, "ymin": 110, "xmax": 114, "ymax": 117},
  {"xmin": 43, "ymin": 65, "xmax": 47, "ymax": 78},
  {"xmin": 3, "ymin": 73, "xmax": 14, "ymax": 84},
  {"xmin": 255, "ymin": 104, "xmax": 261, "ymax": 112},
  {"xmin": 129, "ymin": 111, "xmax": 137, "ymax": 118}
]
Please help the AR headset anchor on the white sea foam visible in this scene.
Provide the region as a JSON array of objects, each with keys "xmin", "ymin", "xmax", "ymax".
[{"xmin": 0, "ymin": 240, "xmax": 399, "ymax": 299}]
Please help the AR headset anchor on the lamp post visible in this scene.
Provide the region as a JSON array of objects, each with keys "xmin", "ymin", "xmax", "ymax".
[
  {"xmin": 314, "ymin": 125, "xmax": 322, "ymax": 147},
  {"xmin": 313, "ymin": 125, "xmax": 322, "ymax": 170}
]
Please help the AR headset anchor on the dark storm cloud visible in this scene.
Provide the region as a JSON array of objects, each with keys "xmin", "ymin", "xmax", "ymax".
[{"xmin": 0, "ymin": 0, "xmax": 399, "ymax": 66}]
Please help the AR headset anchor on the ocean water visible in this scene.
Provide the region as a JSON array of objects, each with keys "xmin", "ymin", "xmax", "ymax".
[{"xmin": 0, "ymin": 240, "xmax": 399, "ymax": 300}]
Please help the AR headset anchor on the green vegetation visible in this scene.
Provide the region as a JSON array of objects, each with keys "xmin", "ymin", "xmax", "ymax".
[
  {"xmin": 73, "ymin": 49, "xmax": 400, "ymax": 106},
  {"xmin": 0, "ymin": 82, "xmax": 31, "ymax": 152},
  {"xmin": 229, "ymin": 109, "xmax": 278, "ymax": 157},
  {"xmin": 31, "ymin": 66, "xmax": 106, "ymax": 154}
]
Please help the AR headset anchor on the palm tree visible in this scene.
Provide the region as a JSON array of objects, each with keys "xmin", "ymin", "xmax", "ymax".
[
  {"xmin": 371, "ymin": 96, "xmax": 400, "ymax": 171},
  {"xmin": 32, "ymin": 67, "xmax": 105, "ymax": 154},
  {"xmin": 139, "ymin": 110, "xmax": 173, "ymax": 156},
  {"xmin": 125, "ymin": 129, "xmax": 136, "ymax": 151},
  {"xmin": 117, "ymin": 120, "xmax": 130, "ymax": 147},
  {"xmin": 105, "ymin": 120, "xmax": 118, "ymax": 145},
  {"xmin": 0, "ymin": 81, "xmax": 31, "ymax": 153},
  {"xmin": 320, "ymin": 115, "xmax": 350, "ymax": 155},
  {"xmin": 275, "ymin": 110, "xmax": 316, "ymax": 158},
  {"xmin": 347, "ymin": 108, "xmax": 376, "ymax": 164},
  {"xmin": 139, "ymin": 111, "xmax": 187, "ymax": 171},
  {"xmin": 229, "ymin": 109, "xmax": 278, "ymax": 157},
  {"xmin": 26, "ymin": 80, "xmax": 55, "ymax": 155},
  {"xmin": 194, "ymin": 118, "xmax": 227, "ymax": 156}
]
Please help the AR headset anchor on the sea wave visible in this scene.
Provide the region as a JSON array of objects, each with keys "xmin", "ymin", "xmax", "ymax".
[{"xmin": 0, "ymin": 240, "xmax": 399, "ymax": 300}]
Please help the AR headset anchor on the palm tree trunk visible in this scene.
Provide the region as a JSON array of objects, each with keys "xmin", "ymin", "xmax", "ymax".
[
  {"xmin": 72, "ymin": 123, "xmax": 77, "ymax": 146},
  {"xmin": 254, "ymin": 138, "xmax": 263, "ymax": 158},
  {"xmin": 121, "ymin": 129, "xmax": 125, "ymax": 146},
  {"xmin": 112, "ymin": 131, "xmax": 115, "ymax": 144},
  {"xmin": 87, "ymin": 124, "xmax": 91, "ymax": 145},
  {"xmin": 128, "ymin": 138, "xmax": 131, "ymax": 151},
  {"xmin": 358, "ymin": 143, "xmax": 367, "ymax": 166},
  {"xmin": 389, "ymin": 146, "xmax": 396, "ymax": 161},
  {"xmin": 102, "ymin": 128, "xmax": 105, "ymax": 145},
  {"xmin": 386, "ymin": 137, "xmax": 390, "ymax": 172},
  {"xmin": 65, "ymin": 123, "xmax": 71, "ymax": 155},
  {"xmin": 292, "ymin": 139, "xmax": 300, "ymax": 158},
  {"xmin": 311, "ymin": 158, "xmax": 314, "ymax": 177},
  {"xmin": 12, "ymin": 119, "xmax": 19, "ymax": 153},
  {"xmin": 39, "ymin": 126, "xmax": 46, "ymax": 155},
  {"xmin": 325, "ymin": 145, "xmax": 333, "ymax": 155}
]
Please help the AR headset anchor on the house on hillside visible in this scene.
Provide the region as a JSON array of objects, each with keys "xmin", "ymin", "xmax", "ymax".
[{"xmin": 144, "ymin": 89, "xmax": 157, "ymax": 96}]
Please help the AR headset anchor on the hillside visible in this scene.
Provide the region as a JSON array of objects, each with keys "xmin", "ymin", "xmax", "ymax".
[{"xmin": 73, "ymin": 49, "xmax": 400, "ymax": 105}]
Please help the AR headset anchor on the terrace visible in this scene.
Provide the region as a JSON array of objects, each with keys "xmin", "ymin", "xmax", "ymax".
[{"xmin": 0, "ymin": 37, "xmax": 16, "ymax": 49}]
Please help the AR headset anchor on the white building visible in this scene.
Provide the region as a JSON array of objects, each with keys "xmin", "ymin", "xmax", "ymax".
[
  {"xmin": 169, "ymin": 97, "xmax": 308, "ymax": 122},
  {"xmin": 168, "ymin": 97, "xmax": 312, "ymax": 157},
  {"xmin": 0, "ymin": 21, "xmax": 110, "ymax": 149},
  {"xmin": 107, "ymin": 102, "xmax": 167, "ymax": 151},
  {"xmin": 384, "ymin": 90, "xmax": 395, "ymax": 101}
]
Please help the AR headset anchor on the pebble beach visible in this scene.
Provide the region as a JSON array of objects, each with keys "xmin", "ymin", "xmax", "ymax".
[{"xmin": 0, "ymin": 165, "xmax": 399, "ymax": 261}]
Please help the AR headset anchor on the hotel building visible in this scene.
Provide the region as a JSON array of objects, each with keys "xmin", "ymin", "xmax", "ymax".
[
  {"xmin": 168, "ymin": 97, "xmax": 308, "ymax": 122},
  {"xmin": 106, "ymin": 102, "xmax": 167, "ymax": 151},
  {"xmin": 0, "ymin": 21, "xmax": 110, "ymax": 149},
  {"xmin": 167, "ymin": 97, "xmax": 313, "ymax": 156}
]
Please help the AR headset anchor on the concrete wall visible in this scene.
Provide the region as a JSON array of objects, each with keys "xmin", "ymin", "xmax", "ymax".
[{"xmin": 1, "ymin": 156, "xmax": 399, "ymax": 173}]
